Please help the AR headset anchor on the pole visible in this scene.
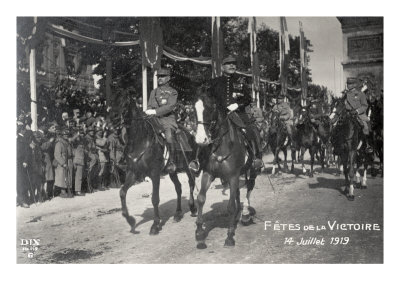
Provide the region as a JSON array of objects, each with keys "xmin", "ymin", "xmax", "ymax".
[
  {"xmin": 142, "ymin": 64, "xmax": 148, "ymax": 111},
  {"xmin": 333, "ymin": 56, "xmax": 336, "ymax": 96},
  {"xmin": 30, "ymin": 47, "xmax": 37, "ymax": 132},
  {"xmin": 153, "ymin": 69, "xmax": 158, "ymax": 89},
  {"xmin": 106, "ymin": 58, "xmax": 112, "ymax": 107}
]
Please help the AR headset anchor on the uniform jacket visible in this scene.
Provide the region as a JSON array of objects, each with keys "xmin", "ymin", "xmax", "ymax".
[
  {"xmin": 72, "ymin": 135, "xmax": 85, "ymax": 166},
  {"xmin": 273, "ymin": 102, "xmax": 292, "ymax": 121},
  {"xmin": 17, "ymin": 133, "xmax": 32, "ymax": 170},
  {"xmin": 107, "ymin": 133, "xmax": 124, "ymax": 163},
  {"xmin": 209, "ymin": 74, "xmax": 251, "ymax": 115},
  {"xmin": 148, "ymin": 84, "xmax": 178, "ymax": 130},
  {"xmin": 345, "ymin": 89, "xmax": 368, "ymax": 115}
]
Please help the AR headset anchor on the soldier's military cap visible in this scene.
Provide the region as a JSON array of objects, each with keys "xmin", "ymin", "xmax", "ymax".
[
  {"xmin": 222, "ymin": 55, "xmax": 237, "ymax": 65},
  {"xmin": 346, "ymin": 77, "xmax": 358, "ymax": 87},
  {"xmin": 158, "ymin": 68, "xmax": 171, "ymax": 76}
]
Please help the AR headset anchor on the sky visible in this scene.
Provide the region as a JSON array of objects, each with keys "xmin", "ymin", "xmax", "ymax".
[{"xmin": 258, "ymin": 17, "xmax": 343, "ymax": 96}]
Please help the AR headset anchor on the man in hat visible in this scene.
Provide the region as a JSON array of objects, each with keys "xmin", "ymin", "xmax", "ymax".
[
  {"xmin": 17, "ymin": 122, "xmax": 32, "ymax": 207},
  {"xmin": 107, "ymin": 125, "xmax": 124, "ymax": 187},
  {"xmin": 206, "ymin": 55, "xmax": 263, "ymax": 169},
  {"xmin": 345, "ymin": 78, "xmax": 373, "ymax": 153},
  {"xmin": 71, "ymin": 126, "xmax": 85, "ymax": 196},
  {"xmin": 145, "ymin": 68, "xmax": 178, "ymax": 173},
  {"xmin": 40, "ymin": 125, "xmax": 56, "ymax": 200},
  {"xmin": 85, "ymin": 125, "xmax": 99, "ymax": 192},
  {"xmin": 54, "ymin": 128, "xmax": 74, "ymax": 198}
]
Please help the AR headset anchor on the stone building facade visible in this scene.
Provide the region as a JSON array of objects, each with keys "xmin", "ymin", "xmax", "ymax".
[{"xmin": 337, "ymin": 17, "xmax": 383, "ymax": 95}]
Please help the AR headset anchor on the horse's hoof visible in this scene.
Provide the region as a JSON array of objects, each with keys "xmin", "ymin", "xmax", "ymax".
[
  {"xmin": 347, "ymin": 195, "xmax": 355, "ymax": 201},
  {"xmin": 197, "ymin": 242, "xmax": 207, "ymax": 249},
  {"xmin": 241, "ymin": 216, "xmax": 254, "ymax": 226},
  {"xmin": 173, "ymin": 211, "xmax": 183, "ymax": 222},
  {"xmin": 195, "ymin": 229, "xmax": 206, "ymax": 242},
  {"xmin": 224, "ymin": 238, "xmax": 235, "ymax": 247},
  {"xmin": 190, "ymin": 206, "xmax": 197, "ymax": 217},
  {"xmin": 248, "ymin": 206, "xmax": 256, "ymax": 216},
  {"xmin": 150, "ymin": 224, "xmax": 160, "ymax": 235},
  {"xmin": 309, "ymin": 173, "xmax": 314, "ymax": 178},
  {"xmin": 361, "ymin": 185, "xmax": 367, "ymax": 190}
]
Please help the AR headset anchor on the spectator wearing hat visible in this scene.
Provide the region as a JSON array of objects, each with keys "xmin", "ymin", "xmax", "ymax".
[
  {"xmin": 17, "ymin": 123, "xmax": 32, "ymax": 207},
  {"xmin": 38, "ymin": 126, "xmax": 56, "ymax": 200},
  {"xmin": 85, "ymin": 125, "xmax": 99, "ymax": 192},
  {"xmin": 72, "ymin": 128, "xmax": 86, "ymax": 196},
  {"xmin": 145, "ymin": 68, "xmax": 178, "ymax": 173},
  {"xmin": 54, "ymin": 128, "xmax": 74, "ymax": 198}
]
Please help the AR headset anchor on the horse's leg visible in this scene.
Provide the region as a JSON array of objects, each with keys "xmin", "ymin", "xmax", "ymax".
[
  {"xmin": 347, "ymin": 150, "xmax": 356, "ymax": 200},
  {"xmin": 169, "ymin": 172, "xmax": 183, "ymax": 222},
  {"xmin": 195, "ymin": 171, "xmax": 214, "ymax": 249},
  {"xmin": 320, "ymin": 145, "xmax": 325, "ymax": 173},
  {"xmin": 355, "ymin": 168, "xmax": 361, "ymax": 189},
  {"xmin": 283, "ymin": 147, "xmax": 288, "ymax": 172},
  {"xmin": 242, "ymin": 168, "xmax": 256, "ymax": 226},
  {"xmin": 120, "ymin": 170, "xmax": 137, "ymax": 233},
  {"xmin": 361, "ymin": 164, "xmax": 368, "ymax": 189},
  {"xmin": 309, "ymin": 146, "xmax": 315, "ymax": 178},
  {"xmin": 290, "ymin": 148, "xmax": 296, "ymax": 173},
  {"xmin": 149, "ymin": 172, "xmax": 162, "ymax": 235},
  {"xmin": 300, "ymin": 146, "xmax": 306, "ymax": 175},
  {"xmin": 225, "ymin": 175, "xmax": 240, "ymax": 247},
  {"xmin": 271, "ymin": 147, "xmax": 278, "ymax": 175},
  {"xmin": 341, "ymin": 152, "xmax": 349, "ymax": 196},
  {"xmin": 185, "ymin": 169, "xmax": 197, "ymax": 216}
]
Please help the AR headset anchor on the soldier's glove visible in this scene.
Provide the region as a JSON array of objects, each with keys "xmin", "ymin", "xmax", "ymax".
[
  {"xmin": 23, "ymin": 162, "xmax": 28, "ymax": 168},
  {"xmin": 145, "ymin": 109, "xmax": 156, "ymax": 115},
  {"xmin": 227, "ymin": 103, "xmax": 239, "ymax": 111}
]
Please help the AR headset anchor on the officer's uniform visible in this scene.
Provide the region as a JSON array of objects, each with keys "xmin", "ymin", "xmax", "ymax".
[
  {"xmin": 208, "ymin": 67, "xmax": 263, "ymax": 166},
  {"xmin": 147, "ymin": 68, "xmax": 178, "ymax": 172},
  {"xmin": 272, "ymin": 99, "xmax": 293, "ymax": 136},
  {"xmin": 309, "ymin": 100, "xmax": 324, "ymax": 127},
  {"xmin": 345, "ymin": 88, "xmax": 370, "ymax": 135},
  {"xmin": 40, "ymin": 130, "xmax": 55, "ymax": 198}
]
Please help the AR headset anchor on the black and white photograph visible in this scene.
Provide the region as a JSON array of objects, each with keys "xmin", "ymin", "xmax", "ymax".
[{"xmin": 14, "ymin": 14, "xmax": 385, "ymax": 265}]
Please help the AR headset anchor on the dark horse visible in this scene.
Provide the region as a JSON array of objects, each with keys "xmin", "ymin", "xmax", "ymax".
[
  {"xmin": 291, "ymin": 106, "xmax": 330, "ymax": 176},
  {"xmin": 331, "ymin": 99, "xmax": 373, "ymax": 199},
  {"xmin": 119, "ymin": 97, "xmax": 197, "ymax": 234},
  {"xmin": 368, "ymin": 97, "xmax": 383, "ymax": 177},
  {"xmin": 193, "ymin": 95, "xmax": 258, "ymax": 249},
  {"xmin": 268, "ymin": 112, "xmax": 290, "ymax": 175}
]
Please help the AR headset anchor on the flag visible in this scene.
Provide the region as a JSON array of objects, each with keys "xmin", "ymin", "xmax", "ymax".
[
  {"xmin": 299, "ymin": 21, "xmax": 308, "ymax": 102},
  {"xmin": 248, "ymin": 17, "xmax": 260, "ymax": 95},
  {"xmin": 211, "ymin": 17, "xmax": 223, "ymax": 78},
  {"xmin": 140, "ymin": 17, "xmax": 163, "ymax": 70},
  {"xmin": 279, "ymin": 17, "xmax": 290, "ymax": 97}
]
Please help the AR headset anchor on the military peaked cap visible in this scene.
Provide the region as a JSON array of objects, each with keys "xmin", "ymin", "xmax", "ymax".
[
  {"xmin": 158, "ymin": 68, "xmax": 171, "ymax": 76},
  {"xmin": 222, "ymin": 55, "xmax": 237, "ymax": 65}
]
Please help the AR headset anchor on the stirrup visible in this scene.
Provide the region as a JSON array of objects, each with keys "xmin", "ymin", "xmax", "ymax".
[
  {"xmin": 165, "ymin": 161, "xmax": 177, "ymax": 173},
  {"xmin": 252, "ymin": 158, "xmax": 264, "ymax": 170},
  {"xmin": 189, "ymin": 159, "xmax": 200, "ymax": 173}
]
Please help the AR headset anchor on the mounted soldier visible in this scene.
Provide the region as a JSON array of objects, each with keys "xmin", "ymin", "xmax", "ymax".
[
  {"xmin": 344, "ymin": 78, "xmax": 373, "ymax": 153},
  {"xmin": 272, "ymin": 95, "xmax": 293, "ymax": 143},
  {"xmin": 145, "ymin": 68, "xmax": 178, "ymax": 173},
  {"xmin": 205, "ymin": 55, "xmax": 263, "ymax": 170}
]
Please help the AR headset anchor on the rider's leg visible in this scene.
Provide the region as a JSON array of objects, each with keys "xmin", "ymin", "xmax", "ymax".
[{"xmin": 165, "ymin": 128, "xmax": 177, "ymax": 173}]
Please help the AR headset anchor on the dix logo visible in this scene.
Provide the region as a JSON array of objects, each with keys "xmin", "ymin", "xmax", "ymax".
[{"xmin": 20, "ymin": 239, "xmax": 40, "ymax": 246}]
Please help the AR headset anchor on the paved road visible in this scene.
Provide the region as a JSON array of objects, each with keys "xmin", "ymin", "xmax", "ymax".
[{"xmin": 17, "ymin": 154, "xmax": 383, "ymax": 264}]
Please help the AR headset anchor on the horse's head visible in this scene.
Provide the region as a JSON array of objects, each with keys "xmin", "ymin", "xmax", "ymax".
[{"xmin": 193, "ymin": 91, "xmax": 217, "ymax": 146}]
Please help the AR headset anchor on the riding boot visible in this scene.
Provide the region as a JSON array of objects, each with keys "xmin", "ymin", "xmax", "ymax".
[
  {"xmin": 252, "ymin": 141, "xmax": 264, "ymax": 171},
  {"xmin": 365, "ymin": 135, "xmax": 374, "ymax": 154},
  {"xmin": 165, "ymin": 142, "xmax": 177, "ymax": 173}
]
